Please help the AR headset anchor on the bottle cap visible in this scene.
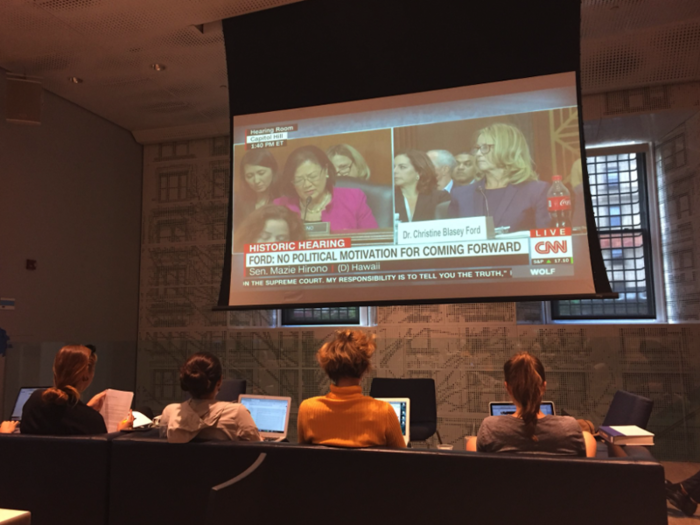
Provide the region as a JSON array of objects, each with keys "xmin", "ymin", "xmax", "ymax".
[{"xmin": 552, "ymin": 175, "xmax": 562, "ymax": 181}]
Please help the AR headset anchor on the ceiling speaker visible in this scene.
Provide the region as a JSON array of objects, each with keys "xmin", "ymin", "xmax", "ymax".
[{"xmin": 6, "ymin": 77, "xmax": 42, "ymax": 125}]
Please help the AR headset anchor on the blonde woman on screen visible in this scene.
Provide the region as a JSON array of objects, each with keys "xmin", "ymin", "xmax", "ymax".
[
  {"xmin": 327, "ymin": 144, "xmax": 371, "ymax": 180},
  {"xmin": 448, "ymin": 123, "xmax": 551, "ymax": 232}
]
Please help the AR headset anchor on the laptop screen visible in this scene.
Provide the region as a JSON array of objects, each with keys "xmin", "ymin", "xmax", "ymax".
[
  {"xmin": 11, "ymin": 387, "xmax": 42, "ymax": 421},
  {"xmin": 490, "ymin": 402, "xmax": 555, "ymax": 416},
  {"xmin": 240, "ymin": 397, "xmax": 289, "ymax": 433},
  {"xmin": 387, "ymin": 401, "xmax": 408, "ymax": 436}
]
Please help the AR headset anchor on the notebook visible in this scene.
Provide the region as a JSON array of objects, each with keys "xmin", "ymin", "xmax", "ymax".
[
  {"xmin": 10, "ymin": 387, "xmax": 46, "ymax": 421},
  {"xmin": 489, "ymin": 401, "xmax": 556, "ymax": 417},
  {"xmin": 238, "ymin": 394, "xmax": 291, "ymax": 442},
  {"xmin": 376, "ymin": 397, "xmax": 411, "ymax": 445}
]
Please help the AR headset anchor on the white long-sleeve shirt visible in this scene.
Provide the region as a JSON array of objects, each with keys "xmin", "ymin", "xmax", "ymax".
[{"xmin": 160, "ymin": 399, "xmax": 261, "ymax": 443}]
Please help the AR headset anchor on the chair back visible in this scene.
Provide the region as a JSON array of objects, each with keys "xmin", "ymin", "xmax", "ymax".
[
  {"xmin": 602, "ymin": 390, "xmax": 654, "ymax": 429},
  {"xmin": 335, "ymin": 178, "xmax": 393, "ymax": 228},
  {"xmin": 218, "ymin": 379, "xmax": 247, "ymax": 402},
  {"xmin": 369, "ymin": 378, "xmax": 437, "ymax": 441}
]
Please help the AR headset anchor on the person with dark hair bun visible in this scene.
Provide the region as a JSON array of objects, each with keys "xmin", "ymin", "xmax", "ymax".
[
  {"xmin": 274, "ymin": 145, "xmax": 378, "ymax": 232},
  {"xmin": 467, "ymin": 352, "xmax": 596, "ymax": 456},
  {"xmin": 394, "ymin": 150, "xmax": 450, "ymax": 222},
  {"xmin": 159, "ymin": 352, "xmax": 260, "ymax": 443},
  {"xmin": 297, "ymin": 330, "xmax": 405, "ymax": 448},
  {"xmin": 21, "ymin": 345, "xmax": 133, "ymax": 435}
]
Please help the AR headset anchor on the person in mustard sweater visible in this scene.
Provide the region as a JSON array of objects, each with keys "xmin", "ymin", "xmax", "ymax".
[{"xmin": 297, "ymin": 329, "xmax": 406, "ymax": 448}]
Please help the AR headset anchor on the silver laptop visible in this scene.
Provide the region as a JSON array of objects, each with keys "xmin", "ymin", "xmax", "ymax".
[
  {"xmin": 238, "ymin": 394, "xmax": 291, "ymax": 442},
  {"xmin": 489, "ymin": 401, "xmax": 556, "ymax": 416},
  {"xmin": 376, "ymin": 397, "xmax": 411, "ymax": 445},
  {"xmin": 10, "ymin": 387, "xmax": 46, "ymax": 421}
]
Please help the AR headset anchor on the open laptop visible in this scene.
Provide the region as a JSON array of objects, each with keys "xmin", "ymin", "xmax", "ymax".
[
  {"xmin": 238, "ymin": 394, "xmax": 291, "ymax": 442},
  {"xmin": 10, "ymin": 387, "xmax": 47, "ymax": 421},
  {"xmin": 489, "ymin": 401, "xmax": 556, "ymax": 417},
  {"xmin": 376, "ymin": 397, "xmax": 411, "ymax": 445}
]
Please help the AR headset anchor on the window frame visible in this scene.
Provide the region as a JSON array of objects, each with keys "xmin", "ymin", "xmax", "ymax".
[
  {"xmin": 278, "ymin": 306, "xmax": 375, "ymax": 327},
  {"xmin": 548, "ymin": 143, "xmax": 666, "ymax": 323}
]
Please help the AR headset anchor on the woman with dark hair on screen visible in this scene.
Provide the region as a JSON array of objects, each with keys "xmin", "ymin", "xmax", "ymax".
[
  {"xmin": 234, "ymin": 204, "xmax": 307, "ymax": 251},
  {"xmin": 21, "ymin": 345, "xmax": 133, "ymax": 435},
  {"xmin": 326, "ymin": 144, "xmax": 371, "ymax": 180},
  {"xmin": 274, "ymin": 145, "xmax": 378, "ymax": 232},
  {"xmin": 448, "ymin": 123, "xmax": 551, "ymax": 232},
  {"xmin": 297, "ymin": 330, "xmax": 405, "ymax": 448},
  {"xmin": 467, "ymin": 352, "xmax": 596, "ymax": 456},
  {"xmin": 393, "ymin": 150, "xmax": 450, "ymax": 222},
  {"xmin": 159, "ymin": 352, "xmax": 261, "ymax": 443},
  {"xmin": 234, "ymin": 149, "xmax": 280, "ymax": 224}
]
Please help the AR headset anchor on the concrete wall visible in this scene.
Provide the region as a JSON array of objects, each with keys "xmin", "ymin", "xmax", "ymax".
[
  {"xmin": 135, "ymin": 98, "xmax": 700, "ymax": 461},
  {"xmin": 0, "ymin": 74, "xmax": 143, "ymax": 417}
]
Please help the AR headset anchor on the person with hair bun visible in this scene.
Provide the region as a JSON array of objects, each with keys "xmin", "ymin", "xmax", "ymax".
[
  {"xmin": 467, "ymin": 352, "xmax": 596, "ymax": 456},
  {"xmin": 20, "ymin": 345, "xmax": 132, "ymax": 435},
  {"xmin": 297, "ymin": 330, "xmax": 405, "ymax": 448},
  {"xmin": 159, "ymin": 352, "xmax": 260, "ymax": 443}
]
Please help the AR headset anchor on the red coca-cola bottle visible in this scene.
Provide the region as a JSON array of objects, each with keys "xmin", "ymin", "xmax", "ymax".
[{"xmin": 547, "ymin": 175, "xmax": 571, "ymax": 228}]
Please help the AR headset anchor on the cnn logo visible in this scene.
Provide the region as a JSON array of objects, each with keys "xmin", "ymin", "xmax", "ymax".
[{"xmin": 535, "ymin": 240, "xmax": 568, "ymax": 254}]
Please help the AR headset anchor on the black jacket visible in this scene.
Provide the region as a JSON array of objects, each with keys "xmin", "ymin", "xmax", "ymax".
[{"xmin": 20, "ymin": 389, "xmax": 107, "ymax": 436}]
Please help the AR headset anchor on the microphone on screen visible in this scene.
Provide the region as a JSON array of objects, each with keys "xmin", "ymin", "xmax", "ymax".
[
  {"xmin": 478, "ymin": 186, "xmax": 491, "ymax": 218},
  {"xmin": 303, "ymin": 196, "xmax": 312, "ymax": 222}
]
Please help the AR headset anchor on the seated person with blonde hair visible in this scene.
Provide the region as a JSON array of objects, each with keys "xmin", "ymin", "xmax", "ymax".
[
  {"xmin": 467, "ymin": 352, "xmax": 596, "ymax": 457},
  {"xmin": 297, "ymin": 330, "xmax": 405, "ymax": 448}
]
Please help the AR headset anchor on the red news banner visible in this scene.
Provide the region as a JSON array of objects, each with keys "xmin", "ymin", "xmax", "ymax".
[{"xmin": 239, "ymin": 233, "xmax": 575, "ymax": 287}]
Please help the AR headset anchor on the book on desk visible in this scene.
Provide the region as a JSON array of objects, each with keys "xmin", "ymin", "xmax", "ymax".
[{"xmin": 599, "ymin": 425, "xmax": 654, "ymax": 446}]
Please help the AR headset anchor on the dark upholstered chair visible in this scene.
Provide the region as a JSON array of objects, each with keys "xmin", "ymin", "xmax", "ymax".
[
  {"xmin": 201, "ymin": 441, "xmax": 667, "ymax": 525},
  {"xmin": 183, "ymin": 379, "xmax": 246, "ymax": 402},
  {"xmin": 602, "ymin": 390, "xmax": 654, "ymax": 429},
  {"xmin": 369, "ymin": 378, "xmax": 441, "ymax": 445},
  {"xmin": 218, "ymin": 379, "xmax": 247, "ymax": 402},
  {"xmin": 335, "ymin": 178, "xmax": 393, "ymax": 228}
]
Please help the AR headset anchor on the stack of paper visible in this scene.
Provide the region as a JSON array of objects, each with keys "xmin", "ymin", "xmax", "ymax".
[{"xmin": 99, "ymin": 389, "xmax": 134, "ymax": 432}]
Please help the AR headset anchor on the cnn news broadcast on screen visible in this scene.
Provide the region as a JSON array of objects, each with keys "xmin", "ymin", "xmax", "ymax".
[{"xmin": 226, "ymin": 72, "xmax": 596, "ymax": 308}]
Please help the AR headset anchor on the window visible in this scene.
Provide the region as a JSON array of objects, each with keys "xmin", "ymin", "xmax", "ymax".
[
  {"xmin": 552, "ymin": 147, "xmax": 658, "ymax": 320},
  {"xmin": 212, "ymin": 165, "xmax": 230, "ymax": 199},
  {"xmin": 211, "ymin": 136, "xmax": 230, "ymax": 157},
  {"xmin": 154, "ymin": 266, "xmax": 187, "ymax": 289},
  {"xmin": 156, "ymin": 220, "xmax": 188, "ymax": 243},
  {"xmin": 281, "ymin": 307, "xmax": 365, "ymax": 326},
  {"xmin": 159, "ymin": 169, "xmax": 189, "ymax": 202}
]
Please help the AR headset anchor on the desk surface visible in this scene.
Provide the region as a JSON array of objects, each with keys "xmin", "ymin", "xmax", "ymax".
[{"xmin": 0, "ymin": 509, "xmax": 31, "ymax": 525}]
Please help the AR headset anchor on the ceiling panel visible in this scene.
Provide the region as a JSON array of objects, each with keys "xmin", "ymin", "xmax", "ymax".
[{"xmin": 0, "ymin": 0, "xmax": 699, "ymax": 141}]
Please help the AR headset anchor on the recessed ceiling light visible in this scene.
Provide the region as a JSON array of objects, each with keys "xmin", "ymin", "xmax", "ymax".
[
  {"xmin": 68, "ymin": 77, "xmax": 83, "ymax": 84},
  {"xmin": 151, "ymin": 63, "xmax": 166, "ymax": 72}
]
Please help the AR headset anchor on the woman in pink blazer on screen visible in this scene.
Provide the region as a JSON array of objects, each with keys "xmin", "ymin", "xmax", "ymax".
[{"xmin": 274, "ymin": 145, "xmax": 378, "ymax": 232}]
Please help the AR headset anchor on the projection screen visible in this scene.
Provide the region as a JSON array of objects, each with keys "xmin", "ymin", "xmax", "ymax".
[{"xmin": 225, "ymin": 71, "xmax": 599, "ymax": 308}]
